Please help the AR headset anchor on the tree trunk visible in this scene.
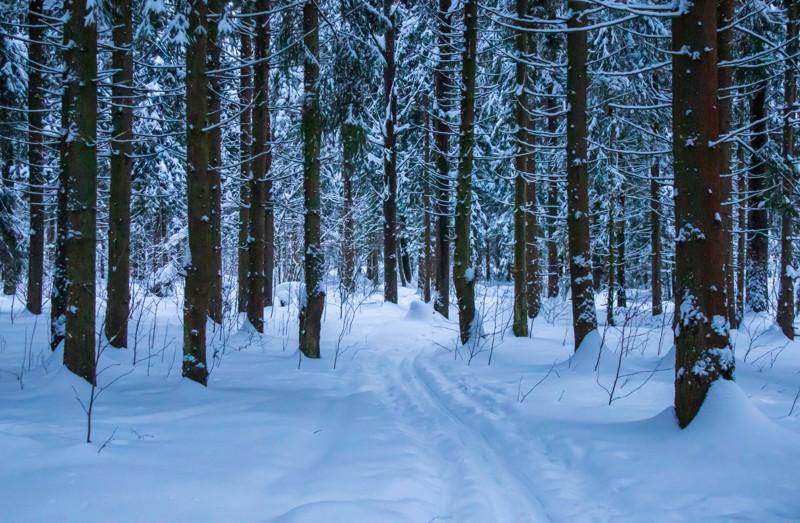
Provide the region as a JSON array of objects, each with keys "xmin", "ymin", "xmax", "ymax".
[
  {"xmin": 51, "ymin": 55, "xmax": 69, "ymax": 351},
  {"xmin": 672, "ymin": 0, "xmax": 733, "ymax": 427},
  {"xmin": 420, "ymin": 117, "xmax": 432, "ymax": 302},
  {"xmin": 746, "ymin": 82, "xmax": 769, "ymax": 313},
  {"xmin": 650, "ymin": 162, "xmax": 663, "ymax": 316},
  {"xmin": 342, "ymin": 120, "xmax": 357, "ymax": 293},
  {"xmin": 433, "ymin": 0, "xmax": 452, "ymax": 318},
  {"xmin": 525, "ymin": 166, "xmax": 541, "ymax": 319},
  {"xmin": 546, "ymin": 91, "xmax": 559, "ymax": 299},
  {"xmin": 383, "ymin": 0, "xmax": 398, "ymax": 304},
  {"xmin": 183, "ymin": 0, "xmax": 211, "ymax": 385},
  {"xmin": 63, "ymin": 0, "xmax": 98, "ymax": 384},
  {"xmin": 565, "ymin": 0, "xmax": 598, "ymax": 350},
  {"xmin": 238, "ymin": 26, "xmax": 253, "ymax": 313},
  {"xmin": 299, "ymin": 0, "xmax": 324, "ymax": 358},
  {"xmin": 247, "ymin": 0, "xmax": 271, "ymax": 332},
  {"xmin": 512, "ymin": 0, "xmax": 529, "ymax": 336},
  {"xmin": 106, "ymin": 0, "xmax": 133, "ymax": 348},
  {"xmin": 616, "ymin": 189, "xmax": 626, "ymax": 308},
  {"xmin": 207, "ymin": 0, "xmax": 224, "ymax": 324},
  {"xmin": 453, "ymin": 0, "xmax": 478, "ymax": 344},
  {"xmin": 777, "ymin": 0, "xmax": 798, "ymax": 340},
  {"xmin": 607, "ymin": 194, "xmax": 615, "ymax": 326},
  {"xmin": 400, "ymin": 217, "xmax": 412, "ymax": 284},
  {"xmin": 26, "ymin": 0, "xmax": 45, "ymax": 314},
  {"xmin": 718, "ymin": 0, "xmax": 737, "ymax": 328},
  {"xmin": 736, "ymin": 145, "xmax": 746, "ymax": 324}
]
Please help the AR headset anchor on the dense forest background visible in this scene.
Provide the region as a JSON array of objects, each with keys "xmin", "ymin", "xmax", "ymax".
[{"xmin": 0, "ymin": 0, "xmax": 798, "ymax": 427}]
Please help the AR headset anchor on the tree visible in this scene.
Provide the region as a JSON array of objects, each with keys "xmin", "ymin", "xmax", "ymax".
[
  {"xmin": 26, "ymin": 0, "xmax": 45, "ymax": 314},
  {"xmin": 650, "ymin": 162, "xmax": 663, "ymax": 316},
  {"xmin": 238, "ymin": 19, "xmax": 253, "ymax": 313},
  {"xmin": 183, "ymin": 0, "xmax": 212, "ymax": 385},
  {"xmin": 565, "ymin": 0, "xmax": 598, "ymax": 350},
  {"xmin": 453, "ymin": 0, "xmax": 478, "ymax": 344},
  {"xmin": 63, "ymin": 0, "xmax": 98, "ymax": 383},
  {"xmin": 512, "ymin": 0, "xmax": 529, "ymax": 337},
  {"xmin": 105, "ymin": 0, "xmax": 134, "ymax": 348},
  {"xmin": 299, "ymin": 0, "xmax": 324, "ymax": 359},
  {"xmin": 672, "ymin": 0, "xmax": 734, "ymax": 428},
  {"xmin": 383, "ymin": 0, "xmax": 399, "ymax": 304}
]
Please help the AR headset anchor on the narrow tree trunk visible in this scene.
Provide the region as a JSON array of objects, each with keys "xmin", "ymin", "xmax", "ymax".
[
  {"xmin": 237, "ymin": 27, "xmax": 253, "ymax": 313},
  {"xmin": 63, "ymin": 0, "xmax": 98, "ymax": 384},
  {"xmin": 433, "ymin": 0, "xmax": 452, "ymax": 318},
  {"xmin": 777, "ymin": 0, "xmax": 798, "ymax": 339},
  {"xmin": 299, "ymin": 0, "xmax": 324, "ymax": 358},
  {"xmin": 26, "ymin": 0, "xmax": 45, "ymax": 314},
  {"xmin": 650, "ymin": 162, "xmax": 663, "ymax": 316},
  {"xmin": 453, "ymin": 0, "xmax": 478, "ymax": 344},
  {"xmin": 400, "ymin": 217, "xmax": 412, "ymax": 284},
  {"xmin": 672, "ymin": 0, "xmax": 733, "ymax": 427},
  {"xmin": 565, "ymin": 0, "xmax": 598, "ymax": 350},
  {"xmin": 106, "ymin": 0, "xmax": 133, "ymax": 348},
  {"xmin": 616, "ymin": 189, "xmax": 626, "ymax": 308},
  {"xmin": 607, "ymin": 195, "xmax": 615, "ymax": 326},
  {"xmin": 341, "ymin": 120, "xmax": 356, "ymax": 293},
  {"xmin": 718, "ymin": 0, "xmax": 737, "ymax": 328},
  {"xmin": 420, "ymin": 118, "xmax": 432, "ymax": 302},
  {"xmin": 746, "ymin": 82, "xmax": 769, "ymax": 313},
  {"xmin": 183, "ymin": 0, "xmax": 211, "ymax": 385},
  {"xmin": 207, "ymin": 0, "xmax": 224, "ymax": 323},
  {"xmin": 736, "ymin": 145, "xmax": 746, "ymax": 324},
  {"xmin": 1, "ymin": 139, "xmax": 16, "ymax": 296},
  {"xmin": 247, "ymin": 0, "xmax": 270, "ymax": 332},
  {"xmin": 546, "ymin": 92, "xmax": 559, "ymax": 299},
  {"xmin": 526, "ymin": 159, "xmax": 541, "ymax": 319},
  {"xmin": 383, "ymin": 0, "xmax": 398, "ymax": 304},
  {"xmin": 51, "ymin": 60, "xmax": 69, "ymax": 351},
  {"xmin": 512, "ymin": 0, "xmax": 529, "ymax": 336}
]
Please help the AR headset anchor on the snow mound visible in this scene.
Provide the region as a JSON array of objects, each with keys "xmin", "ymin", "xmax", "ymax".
[
  {"xmin": 275, "ymin": 282, "xmax": 304, "ymax": 307},
  {"xmin": 685, "ymin": 379, "xmax": 800, "ymax": 449},
  {"xmin": 404, "ymin": 299, "xmax": 433, "ymax": 322},
  {"xmin": 563, "ymin": 330, "xmax": 617, "ymax": 373}
]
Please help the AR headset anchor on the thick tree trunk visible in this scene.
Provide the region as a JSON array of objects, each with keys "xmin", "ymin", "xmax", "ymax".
[
  {"xmin": 453, "ymin": 0, "xmax": 478, "ymax": 344},
  {"xmin": 247, "ymin": 0, "xmax": 271, "ymax": 332},
  {"xmin": 51, "ymin": 58, "xmax": 69, "ymax": 351},
  {"xmin": 650, "ymin": 163, "xmax": 663, "ymax": 316},
  {"xmin": 512, "ymin": 0, "xmax": 529, "ymax": 337},
  {"xmin": 777, "ymin": 0, "xmax": 798, "ymax": 340},
  {"xmin": 63, "ymin": 0, "xmax": 98, "ymax": 384},
  {"xmin": 299, "ymin": 0, "xmax": 324, "ymax": 358},
  {"xmin": 106, "ymin": 0, "xmax": 133, "ymax": 348},
  {"xmin": 26, "ymin": 0, "xmax": 45, "ymax": 314},
  {"xmin": 433, "ymin": 0, "xmax": 452, "ymax": 318},
  {"xmin": 746, "ymin": 82, "xmax": 770, "ymax": 313},
  {"xmin": 672, "ymin": 0, "xmax": 733, "ymax": 428},
  {"xmin": 238, "ymin": 27, "xmax": 253, "ymax": 313},
  {"xmin": 383, "ymin": 0, "xmax": 398, "ymax": 304},
  {"xmin": 565, "ymin": 0, "xmax": 597, "ymax": 350},
  {"xmin": 207, "ymin": 0, "xmax": 224, "ymax": 323},
  {"xmin": 183, "ymin": 0, "xmax": 211, "ymax": 385},
  {"xmin": 718, "ymin": 0, "xmax": 737, "ymax": 328}
]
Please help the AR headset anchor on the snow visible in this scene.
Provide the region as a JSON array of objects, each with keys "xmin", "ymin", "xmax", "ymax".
[{"xmin": 1, "ymin": 286, "xmax": 799, "ymax": 522}]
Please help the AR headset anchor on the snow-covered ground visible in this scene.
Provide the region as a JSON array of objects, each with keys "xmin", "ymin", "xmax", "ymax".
[{"xmin": 1, "ymin": 284, "xmax": 799, "ymax": 522}]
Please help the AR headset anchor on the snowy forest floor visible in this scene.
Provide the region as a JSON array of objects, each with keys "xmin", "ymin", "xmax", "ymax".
[{"xmin": 1, "ymin": 284, "xmax": 799, "ymax": 522}]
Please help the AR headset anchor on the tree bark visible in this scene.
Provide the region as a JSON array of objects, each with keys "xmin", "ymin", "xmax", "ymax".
[
  {"xmin": 433, "ymin": 0, "xmax": 452, "ymax": 318},
  {"xmin": 777, "ymin": 0, "xmax": 798, "ymax": 340},
  {"xmin": 525, "ymin": 163, "xmax": 541, "ymax": 319},
  {"xmin": 51, "ymin": 50, "xmax": 69, "ymax": 351},
  {"xmin": 207, "ymin": 0, "xmax": 224, "ymax": 323},
  {"xmin": 63, "ymin": 0, "xmax": 98, "ymax": 384},
  {"xmin": 106, "ymin": 0, "xmax": 134, "ymax": 348},
  {"xmin": 420, "ymin": 117, "xmax": 432, "ymax": 302},
  {"xmin": 746, "ymin": 82, "xmax": 769, "ymax": 313},
  {"xmin": 247, "ymin": 0, "xmax": 270, "ymax": 332},
  {"xmin": 383, "ymin": 0, "xmax": 398, "ymax": 304},
  {"xmin": 650, "ymin": 162, "xmax": 663, "ymax": 316},
  {"xmin": 512, "ymin": 0, "xmax": 529, "ymax": 337},
  {"xmin": 341, "ymin": 120, "xmax": 357, "ymax": 293},
  {"xmin": 545, "ymin": 91, "xmax": 559, "ymax": 299},
  {"xmin": 299, "ymin": 0, "xmax": 324, "ymax": 358},
  {"xmin": 616, "ymin": 188, "xmax": 626, "ymax": 308},
  {"xmin": 238, "ymin": 25, "xmax": 253, "ymax": 313},
  {"xmin": 183, "ymin": 0, "xmax": 211, "ymax": 385},
  {"xmin": 736, "ymin": 145, "xmax": 746, "ymax": 324},
  {"xmin": 565, "ymin": 0, "xmax": 597, "ymax": 350},
  {"xmin": 26, "ymin": 0, "xmax": 45, "ymax": 314},
  {"xmin": 672, "ymin": 0, "xmax": 733, "ymax": 427},
  {"xmin": 718, "ymin": 0, "xmax": 737, "ymax": 328},
  {"xmin": 453, "ymin": 0, "xmax": 478, "ymax": 344}
]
